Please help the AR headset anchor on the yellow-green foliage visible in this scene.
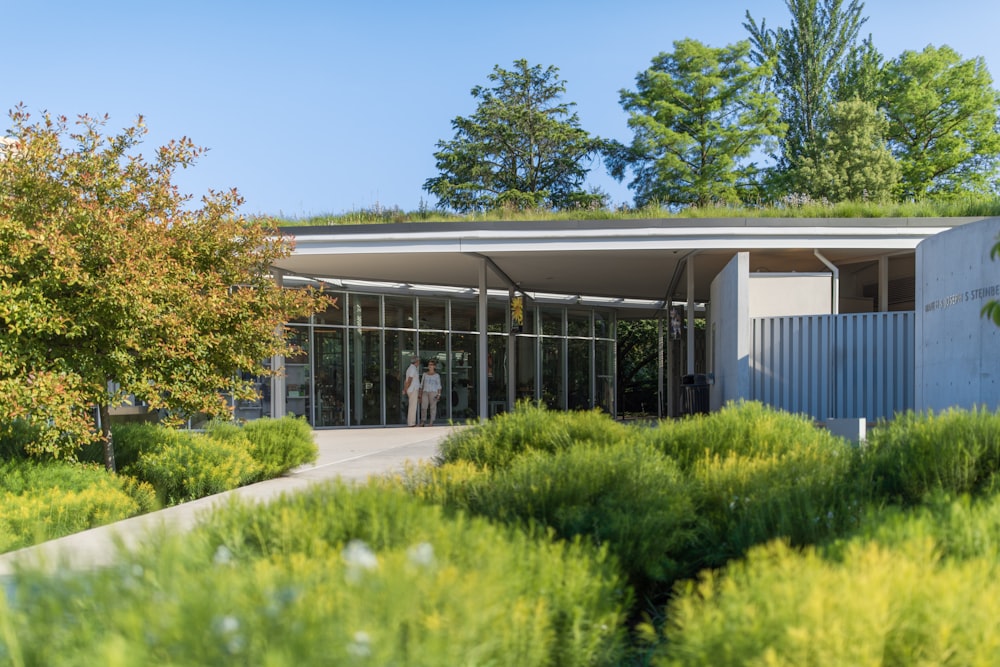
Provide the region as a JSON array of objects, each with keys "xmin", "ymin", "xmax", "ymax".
[
  {"xmin": 863, "ymin": 408, "xmax": 1000, "ymax": 505},
  {"xmin": 240, "ymin": 415, "xmax": 318, "ymax": 479},
  {"xmin": 438, "ymin": 400, "xmax": 630, "ymax": 469},
  {"xmin": 657, "ymin": 496, "xmax": 1000, "ymax": 666},
  {"xmin": 127, "ymin": 430, "xmax": 263, "ymax": 505},
  {"xmin": 1, "ymin": 481, "xmax": 629, "ymax": 666},
  {"xmin": 430, "ymin": 441, "xmax": 697, "ymax": 591},
  {"xmin": 0, "ymin": 461, "xmax": 142, "ymax": 552}
]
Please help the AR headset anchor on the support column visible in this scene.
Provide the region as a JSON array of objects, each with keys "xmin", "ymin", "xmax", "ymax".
[
  {"xmin": 508, "ymin": 287, "xmax": 517, "ymax": 410},
  {"xmin": 878, "ymin": 255, "xmax": 889, "ymax": 312},
  {"xmin": 270, "ymin": 269, "xmax": 287, "ymax": 419},
  {"xmin": 686, "ymin": 257, "xmax": 695, "ymax": 374},
  {"xmin": 478, "ymin": 260, "xmax": 489, "ymax": 422},
  {"xmin": 657, "ymin": 316, "xmax": 664, "ymax": 419}
]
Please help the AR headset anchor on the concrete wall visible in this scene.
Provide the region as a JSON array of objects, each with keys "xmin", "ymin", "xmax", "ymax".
[
  {"xmin": 709, "ymin": 253, "xmax": 750, "ymax": 410},
  {"xmin": 916, "ymin": 217, "xmax": 1000, "ymax": 411},
  {"xmin": 748, "ymin": 273, "xmax": 832, "ymax": 317}
]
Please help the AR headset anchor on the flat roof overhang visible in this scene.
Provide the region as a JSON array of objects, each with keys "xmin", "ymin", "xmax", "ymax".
[{"xmin": 272, "ymin": 217, "xmax": 985, "ymax": 306}]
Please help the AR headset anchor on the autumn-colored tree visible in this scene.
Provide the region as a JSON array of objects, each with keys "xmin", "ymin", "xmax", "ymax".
[{"xmin": 0, "ymin": 107, "xmax": 326, "ymax": 469}]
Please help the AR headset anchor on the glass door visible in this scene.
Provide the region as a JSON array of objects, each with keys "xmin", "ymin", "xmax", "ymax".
[{"xmin": 314, "ymin": 329, "xmax": 345, "ymax": 426}]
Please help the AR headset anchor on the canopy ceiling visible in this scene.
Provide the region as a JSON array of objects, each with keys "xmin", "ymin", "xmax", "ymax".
[{"xmin": 272, "ymin": 218, "xmax": 978, "ymax": 306}]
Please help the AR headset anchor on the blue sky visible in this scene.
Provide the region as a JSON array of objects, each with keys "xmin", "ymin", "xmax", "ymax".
[{"xmin": 5, "ymin": 1, "xmax": 999, "ymax": 217}]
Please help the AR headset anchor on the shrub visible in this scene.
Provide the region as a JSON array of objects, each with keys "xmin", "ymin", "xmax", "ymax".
[
  {"xmin": 656, "ymin": 501, "xmax": 1000, "ymax": 666},
  {"xmin": 438, "ymin": 400, "xmax": 630, "ymax": 469},
  {"xmin": 0, "ymin": 460, "xmax": 142, "ymax": 552},
  {"xmin": 1, "ymin": 481, "xmax": 630, "ymax": 666},
  {"xmin": 77, "ymin": 422, "xmax": 171, "ymax": 470},
  {"xmin": 645, "ymin": 400, "xmax": 841, "ymax": 468},
  {"xmin": 640, "ymin": 402, "xmax": 867, "ymax": 571},
  {"xmin": 241, "ymin": 416, "xmax": 318, "ymax": 480},
  {"xmin": 126, "ymin": 430, "xmax": 263, "ymax": 505},
  {"xmin": 863, "ymin": 408, "xmax": 1000, "ymax": 505},
  {"xmin": 428, "ymin": 441, "xmax": 697, "ymax": 594}
]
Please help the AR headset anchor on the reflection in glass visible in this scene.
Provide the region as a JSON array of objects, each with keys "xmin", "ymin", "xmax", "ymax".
[
  {"xmin": 285, "ymin": 326, "xmax": 311, "ymax": 423},
  {"xmin": 450, "ymin": 301, "xmax": 478, "ymax": 332},
  {"xmin": 568, "ymin": 339, "xmax": 591, "ymax": 409},
  {"xmin": 516, "ymin": 336, "xmax": 537, "ymax": 401},
  {"xmin": 488, "ymin": 334, "xmax": 508, "ymax": 414},
  {"xmin": 450, "ymin": 333, "xmax": 478, "ymax": 420},
  {"xmin": 596, "ymin": 339, "xmax": 615, "ymax": 413},
  {"xmin": 541, "ymin": 337, "xmax": 564, "ymax": 409},
  {"xmin": 314, "ymin": 329, "xmax": 345, "ymax": 426},
  {"xmin": 314, "ymin": 292, "xmax": 345, "ymax": 325},
  {"xmin": 351, "ymin": 294, "xmax": 380, "ymax": 328},
  {"xmin": 541, "ymin": 308, "xmax": 563, "ymax": 336},
  {"xmin": 567, "ymin": 309, "xmax": 591, "ymax": 337},
  {"xmin": 384, "ymin": 296, "xmax": 414, "ymax": 329},
  {"xmin": 419, "ymin": 299, "xmax": 447, "ymax": 330},
  {"xmin": 384, "ymin": 330, "xmax": 412, "ymax": 425},
  {"xmin": 350, "ymin": 329, "xmax": 382, "ymax": 425}
]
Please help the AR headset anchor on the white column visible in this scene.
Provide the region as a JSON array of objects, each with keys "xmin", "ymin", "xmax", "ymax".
[
  {"xmin": 478, "ymin": 260, "xmax": 489, "ymax": 422},
  {"xmin": 657, "ymin": 316, "xmax": 664, "ymax": 419},
  {"xmin": 508, "ymin": 287, "xmax": 516, "ymax": 409},
  {"xmin": 686, "ymin": 257, "xmax": 695, "ymax": 374},
  {"xmin": 270, "ymin": 269, "xmax": 287, "ymax": 419}
]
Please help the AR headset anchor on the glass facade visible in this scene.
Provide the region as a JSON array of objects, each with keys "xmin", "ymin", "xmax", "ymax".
[{"xmin": 277, "ymin": 290, "xmax": 616, "ymax": 427}]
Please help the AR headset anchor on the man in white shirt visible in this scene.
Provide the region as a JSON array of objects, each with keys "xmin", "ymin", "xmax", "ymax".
[{"xmin": 402, "ymin": 355, "xmax": 421, "ymax": 426}]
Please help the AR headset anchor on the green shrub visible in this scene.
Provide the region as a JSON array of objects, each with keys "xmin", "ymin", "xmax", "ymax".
[
  {"xmin": 1, "ymin": 481, "xmax": 629, "ymax": 666},
  {"xmin": 863, "ymin": 408, "xmax": 1000, "ymax": 505},
  {"xmin": 438, "ymin": 400, "xmax": 630, "ymax": 469},
  {"xmin": 645, "ymin": 401, "xmax": 841, "ymax": 468},
  {"xmin": 428, "ymin": 441, "xmax": 697, "ymax": 594},
  {"xmin": 641, "ymin": 402, "xmax": 867, "ymax": 571},
  {"xmin": 126, "ymin": 430, "xmax": 262, "ymax": 505},
  {"xmin": 77, "ymin": 422, "xmax": 171, "ymax": 470},
  {"xmin": 241, "ymin": 415, "xmax": 317, "ymax": 479},
  {"xmin": 0, "ymin": 460, "xmax": 142, "ymax": 552},
  {"xmin": 656, "ymin": 503, "xmax": 1000, "ymax": 666}
]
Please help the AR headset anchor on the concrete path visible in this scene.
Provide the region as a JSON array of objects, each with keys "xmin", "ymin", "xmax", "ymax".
[{"xmin": 0, "ymin": 425, "xmax": 456, "ymax": 575}]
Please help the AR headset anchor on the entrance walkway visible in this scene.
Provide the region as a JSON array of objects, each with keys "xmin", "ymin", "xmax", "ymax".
[{"xmin": 0, "ymin": 426, "xmax": 455, "ymax": 575}]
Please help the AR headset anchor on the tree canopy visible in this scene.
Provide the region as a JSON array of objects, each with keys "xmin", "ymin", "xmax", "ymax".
[
  {"xmin": 0, "ymin": 108, "xmax": 326, "ymax": 467},
  {"xmin": 424, "ymin": 59, "xmax": 607, "ymax": 213},
  {"xmin": 744, "ymin": 0, "xmax": 869, "ymax": 194},
  {"xmin": 796, "ymin": 98, "xmax": 899, "ymax": 202},
  {"xmin": 882, "ymin": 45, "xmax": 1000, "ymax": 199},
  {"xmin": 611, "ymin": 39, "xmax": 784, "ymax": 208}
]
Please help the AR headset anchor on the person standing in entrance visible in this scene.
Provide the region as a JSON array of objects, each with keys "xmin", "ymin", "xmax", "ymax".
[
  {"xmin": 402, "ymin": 355, "xmax": 422, "ymax": 426},
  {"xmin": 420, "ymin": 359, "xmax": 442, "ymax": 426}
]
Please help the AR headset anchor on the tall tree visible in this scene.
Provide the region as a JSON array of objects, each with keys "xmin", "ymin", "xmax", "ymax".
[
  {"xmin": 796, "ymin": 98, "xmax": 899, "ymax": 201},
  {"xmin": 0, "ymin": 108, "xmax": 326, "ymax": 468},
  {"xmin": 611, "ymin": 39, "xmax": 784, "ymax": 208},
  {"xmin": 881, "ymin": 45, "xmax": 1000, "ymax": 199},
  {"xmin": 424, "ymin": 59, "xmax": 606, "ymax": 213},
  {"xmin": 744, "ymin": 0, "xmax": 868, "ymax": 192}
]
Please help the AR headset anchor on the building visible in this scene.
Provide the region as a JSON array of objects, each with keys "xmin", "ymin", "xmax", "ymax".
[{"xmin": 255, "ymin": 216, "xmax": 999, "ymax": 427}]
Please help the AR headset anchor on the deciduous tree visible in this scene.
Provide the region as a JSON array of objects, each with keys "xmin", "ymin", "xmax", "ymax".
[
  {"xmin": 611, "ymin": 39, "xmax": 783, "ymax": 208},
  {"xmin": 796, "ymin": 98, "xmax": 899, "ymax": 201},
  {"xmin": 881, "ymin": 45, "xmax": 1000, "ymax": 199},
  {"xmin": 424, "ymin": 60, "xmax": 606, "ymax": 213},
  {"xmin": 0, "ymin": 108, "xmax": 326, "ymax": 468}
]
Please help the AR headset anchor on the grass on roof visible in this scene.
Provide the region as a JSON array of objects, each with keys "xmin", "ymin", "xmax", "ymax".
[{"xmin": 272, "ymin": 197, "xmax": 1000, "ymax": 227}]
